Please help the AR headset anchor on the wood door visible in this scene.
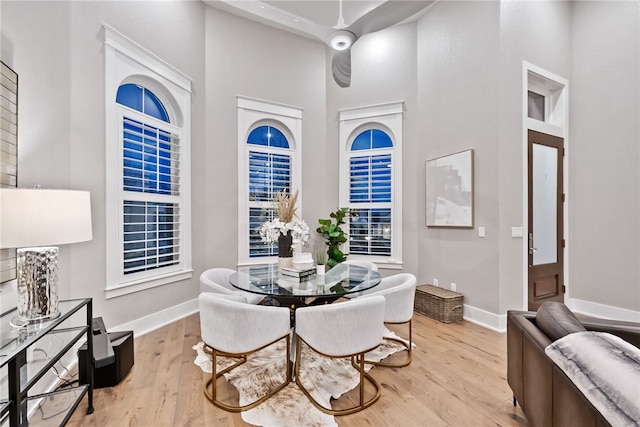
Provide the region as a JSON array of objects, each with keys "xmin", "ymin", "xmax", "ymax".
[{"xmin": 528, "ymin": 130, "xmax": 564, "ymax": 310}]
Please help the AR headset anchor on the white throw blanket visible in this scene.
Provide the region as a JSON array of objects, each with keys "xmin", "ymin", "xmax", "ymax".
[{"xmin": 545, "ymin": 331, "xmax": 640, "ymax": 427}]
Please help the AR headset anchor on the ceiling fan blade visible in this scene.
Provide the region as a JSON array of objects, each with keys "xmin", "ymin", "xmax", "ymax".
[
  {"xmin": 347, "ymin": 0, "xmax": 434, "ymax": 38},
  {"xmin": 332, "ymin": 49, "xmax": 352, "ymax": 88}
]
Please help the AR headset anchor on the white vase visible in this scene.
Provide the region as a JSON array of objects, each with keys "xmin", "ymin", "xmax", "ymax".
[
  {"xmin": 278, "ymin": 257, "xmax": 293, "ymax": 270},
  {"xmin": 316, "ymin": 264, "xmax": 326, "ymax": 276}
]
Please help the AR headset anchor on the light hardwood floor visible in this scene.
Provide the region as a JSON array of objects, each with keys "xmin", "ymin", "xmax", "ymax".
[{"xmin": 66, "ymin": 312, "xmax": 529, "ymax": 426}]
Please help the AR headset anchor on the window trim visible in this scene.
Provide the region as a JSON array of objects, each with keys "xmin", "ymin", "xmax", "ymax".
[
  {"xmin": 237, "ymin": 96, "xmax": 303, "ymax": 266},
  {"xmin": 339, "ymin": 102, "xmax": 403, "ymax": 269},
  {"xmin": 105, "ymin": 25, "xmax": 193, "ymax": 299}
]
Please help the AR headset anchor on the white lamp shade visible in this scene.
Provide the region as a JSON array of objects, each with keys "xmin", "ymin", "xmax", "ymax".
[{"xmin": 0, "ymin": 188, "xmax": 93, "ymax": 248}]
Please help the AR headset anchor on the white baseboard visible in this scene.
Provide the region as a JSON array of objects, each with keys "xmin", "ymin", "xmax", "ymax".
[
  {"xmin": 111, "ymin": 297, "xmax": 199, "ymax": 338},
  {"xmin": 461, "ymin": 299, "xmax": 640, "ymax": 333},
  {"xmin": 567, "ymin": 298, "xmax": 640, "ymax": 322},
  {"xmin": 104, "ymin": 297, "xmax": 638, "ymax": 340},
  {"xmin": 462, "ymin": 304, "xmax": 507, "ymax": 333}
]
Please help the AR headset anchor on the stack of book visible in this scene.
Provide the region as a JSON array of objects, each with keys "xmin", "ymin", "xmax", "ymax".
[{"xmin": 281, "ymin": 267, "xmax": 316, "ymax": 281}]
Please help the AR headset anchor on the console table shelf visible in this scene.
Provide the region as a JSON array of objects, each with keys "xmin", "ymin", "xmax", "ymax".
[{"xmin": 0, "ymin": 299, "xmax": 94, "ymax": 427}]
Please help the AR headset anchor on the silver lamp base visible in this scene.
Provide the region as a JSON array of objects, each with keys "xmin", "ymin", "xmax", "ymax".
[{"xmin": 14, "ymin": 247, "xmax": 60, "ymax": 325}]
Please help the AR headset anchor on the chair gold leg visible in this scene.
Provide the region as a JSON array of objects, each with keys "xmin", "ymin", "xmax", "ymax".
[
  {"xmin": 296, "ymin": 340, "xmax": 381, "ymax": 416},
  {"xmin": 203, "ymin": 334, "xmax": 291, "ymax": 412},
  {"xmin": 362, "ymin": 319, "xmax": 412, "ymax": 368}
]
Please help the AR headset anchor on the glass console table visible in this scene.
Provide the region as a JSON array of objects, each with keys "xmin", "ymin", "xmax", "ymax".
[{"xmin": 0, "ymin": 298, "xmax": 94, "ymax": 426}]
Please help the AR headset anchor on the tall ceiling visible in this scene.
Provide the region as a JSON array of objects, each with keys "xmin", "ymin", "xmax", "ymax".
[
  {"xmin": 204, "ymin": 0, "xmax": 432, "ymax": 42},
  {"xmin": 264, "ymin": 0, "xmax": 385, "ymax": 27},
  {"xmin": 205, "ymin": 0, "xmax": 435, "ymax": 87}
]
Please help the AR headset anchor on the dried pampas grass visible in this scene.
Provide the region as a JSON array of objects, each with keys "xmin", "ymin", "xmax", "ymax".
[{"xmin": 275, "ymin": 189, "xmax": 298, "ymax": 223}]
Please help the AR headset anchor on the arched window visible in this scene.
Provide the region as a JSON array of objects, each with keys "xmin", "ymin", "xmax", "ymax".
[
  {"xmin": 105, "ymin": 26, "xmax": 192, "ymax": 297},
  {"xmin": 116, "ymin": 83, "xmax": 170, "ymax": 123},
  {"xmin": 237, "ymin": 98, "xmax": 302, "ymax": 264},
  {"xmin": 116, "ymin": 84, "xmax": 181, "ymax": 275},
  {"xmin": 247, "ymin": 125, "xmax": 289, "ymax": 148},
  {"xmin": 339, "ymin": 103, "xmax": 403, "ymax": 267},
  {"xmin": 348, "ymin": 129, "xmax": 393, "ymax": 256},
  {"xmin": 247, "ymin": 125, "xmax": 292, "ymax": 257}
]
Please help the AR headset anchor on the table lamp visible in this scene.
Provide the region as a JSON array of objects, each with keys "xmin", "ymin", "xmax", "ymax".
[{"xmin": 0, "ymin": 188, "xmax": 92, "ymax": 325}]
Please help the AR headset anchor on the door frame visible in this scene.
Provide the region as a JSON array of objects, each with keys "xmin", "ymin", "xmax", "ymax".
[{"xmin": 522, "ymin": 62, "xmax": 569, "ymax": 310}]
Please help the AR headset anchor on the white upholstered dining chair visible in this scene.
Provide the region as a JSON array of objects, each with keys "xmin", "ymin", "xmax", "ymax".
[
  {"xmin": 341, "ymin": 260, "xmax": 379, "ymax": 299},
  {"xmin": 198, "ymin": 292, "xmax": 291, "ymax": 412},
  {"xmin": 294, "ymin": 295, "xmax": 386, "ymax": 415},
  {"xmin": 359, "ymin": 273, "xmax": 417, "ymax": 367},
  {"xmin": 200, "ymin": 267, "xmax": 264, "ymax": 305},
  {"xmin": 342, "ymin": 259, "xmax": 378, "ymax": 271}
]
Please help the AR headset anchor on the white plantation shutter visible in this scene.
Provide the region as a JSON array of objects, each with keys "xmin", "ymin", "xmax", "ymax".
[
  {"xmin": 248, "ymin": 150, "xmax": 292, "ymax": 258},
  {"xmin": 119, "ymin": 105, "xmax": 183, "ymax": 278},
  {"xmin": 122, "ymin": 117, "xmax": 180, "ymax": 195},
  {"xmin": 349, "ymin": 153, "xmax": 392, "ymax": 256},
  {"xmin": 249, "ymin": 207, "xmax": 277, "ymax": 257},
  {"xmin": 248, "ymin": 151, "xmax": 291, "ymax": 202},
  {"xmin": 349, "ymin": 208, "xmax": 392, "ymax": 255},
  {"xmin": 123, "ymin": 201, "xmax": 180, "ymax": 274}
]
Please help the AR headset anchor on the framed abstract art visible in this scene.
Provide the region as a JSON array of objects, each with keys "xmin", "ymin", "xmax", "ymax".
[{"xmin": 426, "ymin": 149, "xmax": 474, "ymax": 228}]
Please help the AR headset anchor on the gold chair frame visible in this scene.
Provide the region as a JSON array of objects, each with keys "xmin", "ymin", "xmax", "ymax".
[
  {"xmin": 294, "ymin": 336, "xmax": 381, "ymax": 416},
  {"xmin": 204, "ymin": 333, "xmax": 291, "ymax": 412},
  {"xmin": 363, "ymin": 319, "xmax": 413, "ymax": 368}
]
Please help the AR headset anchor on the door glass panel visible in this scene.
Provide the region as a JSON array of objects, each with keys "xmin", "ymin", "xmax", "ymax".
[{"xmin": 533, "ymin": 144, "xmax": 557, "ymax": 265}]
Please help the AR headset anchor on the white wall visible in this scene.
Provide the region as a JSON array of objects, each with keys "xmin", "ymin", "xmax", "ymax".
[
  {"xmin": 1, "ymin": 1, "xmax": 638, "ymax": 333},
  {"xmin": 416, "ymin": 1, "xmax": 502, "ymax": 318},
  {"xmin": 326, "ymin": 22, "xmax": 420, "ymax": 275},
  {"xmin": 0, "ymin": 0, "xmax": 207, "ymax": 329},
  {"xmin": 497, "ymin": 0, "xmax": 573, "ymax": 315},
  {"xmin": 203, "ymin": 8, "xmax": 328, "ymax": 266},
  {"xmin": 570, "ymin": 1, "xmax": 640, "ymax": 314},
  {"xmin": 415, "ymin": 0, "xmax": 640, "ymax": 326},
  {"xmin": 0, "ymin": 1, "xmax": 328, "ymax": 332}
]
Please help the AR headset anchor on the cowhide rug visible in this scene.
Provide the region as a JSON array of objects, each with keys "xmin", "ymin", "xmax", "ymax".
[{"xmin": 193, "ymin": 329, "xmax": 410, "ymax": 427}]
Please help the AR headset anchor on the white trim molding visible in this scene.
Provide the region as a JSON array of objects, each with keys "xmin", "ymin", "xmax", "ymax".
[
  {"xmin": 237, "ymin": 96, "xmax": 303, "ymax": 265},
  {"xmin": 521, "ymin": 61, "xmax": 569, "ymax": 310},
  {"xmin": 338, "ymin": 101, "xmax": 404, "ymax": 267},
  {"xmin": 568, "ymin": 298, "xmax": 640, "ymax": 323},
  {"xmin": 461, "ymin": 304, "xmax": 507, "ymax": 333},
  {"xmin": 110, "ymin": 297, "xmax": 199, "ymax": 338},
  {"xmin": 104, "ymin": 24, "xmax": 193, "ymax": 298}
]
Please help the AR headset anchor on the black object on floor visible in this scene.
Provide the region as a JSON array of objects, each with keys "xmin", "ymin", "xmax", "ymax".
[{"xmin": 78, "ymin": 318, "xmax": 134, "ymax": 389}]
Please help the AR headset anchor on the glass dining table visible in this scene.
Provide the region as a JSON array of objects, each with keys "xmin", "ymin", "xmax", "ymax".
[{"xmin": 229, "ymin": 262, "xmax": 382, "ymax": 313}]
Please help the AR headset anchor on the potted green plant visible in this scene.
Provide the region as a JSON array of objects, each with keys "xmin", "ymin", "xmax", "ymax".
[
  {"xmin": 315, "ymin": 251, "xmax": 327, "ymax": 275},
  {"xmin": 316, "ymin": 208, "xmax": 349, "ymax": 268}
]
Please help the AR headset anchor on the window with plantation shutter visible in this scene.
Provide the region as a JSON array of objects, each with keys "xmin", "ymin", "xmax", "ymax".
[
  {"xmin": 339, "ymin": 103, "xmax": 403, "ymax": 269},
  {"xmin": 105, "ymin": 25, "xmax": 192, "ymax": 298},
  {"xmin": 238, "ymin": 97, "xmax": 302, "ymax": 265},
  {"xmin": 116, "ymin": 87, "xmax": 183, "ymax": 278},
  {"xmin": 248, "ymin": 144, "xmax": 291, "ymax": 258},
  {"xmin": 123, "ymin": 200, "xmax": 180, "ymax": 274},
  {"xmin": 348, "ymin": 133, "xmax": 392, "ymax": 257}
]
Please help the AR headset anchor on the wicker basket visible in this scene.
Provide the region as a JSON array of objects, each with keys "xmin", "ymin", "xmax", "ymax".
[{"xmin": 414, "ymin": 284, "xmax": 463, "ymax": 323}]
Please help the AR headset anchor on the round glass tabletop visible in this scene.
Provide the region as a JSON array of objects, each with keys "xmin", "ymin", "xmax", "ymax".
[{"xmin": 230, "ymin": 263, "xmax": 381, "ymax": 299}]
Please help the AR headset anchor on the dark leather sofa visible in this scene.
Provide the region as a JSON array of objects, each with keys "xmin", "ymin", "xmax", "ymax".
[{"xmin": 507, "ymin": 303, "xmax": 640, "ymax": 427}]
